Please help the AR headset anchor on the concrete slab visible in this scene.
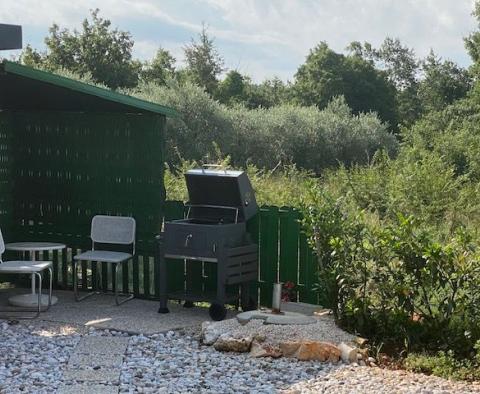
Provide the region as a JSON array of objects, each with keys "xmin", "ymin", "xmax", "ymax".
[
  {"xmin": 57, "ymin": 383, "xmax": 118, "ymax": 394},
  {"xmin": 68, "ymin": 352, "xmax": 124, "ymax": 368},
  {"xmin": 237, "ymin": 310, "xmax": 317, "ymax": 325},
  {"xmin": 62, "ymin": 368, "xmax": 120, "ymax": 383},
  {"xmin": 75, "ymin": 337, "xmax": 129, "ymax": 355},
  {"xmin": 0, "ymin": 288, "xmax": 235, "ymax": 335}
]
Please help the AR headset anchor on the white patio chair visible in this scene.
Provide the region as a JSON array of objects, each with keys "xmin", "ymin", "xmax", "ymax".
[
  {"xmin": 0, "ymin": 229, "xmax": 53, "ymax": 319},
  {"xmin": 73, "ymin": 215, "xmax": 136, "ymax": 305}
]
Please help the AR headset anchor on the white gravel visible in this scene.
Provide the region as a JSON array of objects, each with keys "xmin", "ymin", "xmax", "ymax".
[
  {"xmin": 1, "ymin": 320, "xmax": 480, "ymax": 393},
  {"xmin": 0, "ymin": 321, "xmax": 81, "ymax": 393}
]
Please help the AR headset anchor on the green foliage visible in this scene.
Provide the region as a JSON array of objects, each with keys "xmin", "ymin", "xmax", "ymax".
[
  {"xmin": 140, "ymin": 48, "xmax": 176, "ymax": 85},
  {"xmin": 348, "ymin": 38, "xmax": 471, "ymax": 126},
  {"xmin": 183, "ymin": 24, "xmax": 224, "ymax": 95},
  {"xmin": 300, "ymin": 142, "xmax": 480, "ymax": 358},
  {"xmin": 293, "ymin": 42, "xmax": 397, "ymax": 126},
  {"xmin": 418, "ymin": 51, "xmax": 472, "ymax": 113},
  {"xmin": 134, "ymin": 81, "xmax": 397, "ymax": 172},
  {"xmin": 405, "ymin": 347, "xmax": 480, "ymax": 381},
  {"xmin": 20, "ymin": 9, "xmax": 140, "ymax": 90},
  {"xmin": 215, "ymin": 70, "xmax": 247, "ymax": 105}
]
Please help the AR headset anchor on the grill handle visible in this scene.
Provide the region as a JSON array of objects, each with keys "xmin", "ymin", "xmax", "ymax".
[
  {"xmin": 184, "ymin": 233, "xmax": 193, "ymax": 247},
  {"xmin": 186, "ymin": 204, "xmax": 239, "ymax": 224},
  {"xmin": 201, "ymin": 164, "xmax": 227, "ymax": 173}
]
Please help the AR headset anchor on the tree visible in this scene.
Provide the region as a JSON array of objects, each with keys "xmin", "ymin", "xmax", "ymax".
[
  {"xmin": 20, "ymin": 9, "xmax": 140, "ymax": 89},
  {"xmin": 348, "ymin": 38, "xmax": 422, "ymax": 126},
  {"xmin": 465, "ymin": 1, "xmax": 480, "ymax": 78},
  {"xmin": 141, "ymin": 48, "xmax": 176, "ymax": 85},
  {"xmin": 293, "ymin": 42, "xmax": 397, "ymax": 126},
  {"xmin": 19, "ymin": 45, "xmax": 45, "ymax": 68},
  {"xmin": 243, "ymin": 77, "xmax": 290, "ymax": 109},
  {"xmin": 418, "ymin": 51, "xmax": 472, "ymax": 112},
  {"xmin": 183, "ymin": 24, "xmax": 224, "ymax": 95},
  {"xmin": 216, "ymin": 70, "xmax": 246, "ymax": 105}
]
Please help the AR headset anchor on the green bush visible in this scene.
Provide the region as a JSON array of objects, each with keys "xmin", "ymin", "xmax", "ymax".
[
  {"xmin": 134, "ymin": 81, "xmax": 398, "ymax": 172},
  {"xmin": 301, "ymin": 148, "xmax": 480, "ymax": 356},
  {"xmin": 405, "ymin": 347, "xmax": 480, "ymax": 381}
]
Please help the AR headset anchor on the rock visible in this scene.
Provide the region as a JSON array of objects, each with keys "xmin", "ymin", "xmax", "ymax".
[
  {"xmin": 250, "ymin": 341, "xmax": 282, "ymax": 358},
  {"xmin": 313, "ymin": 309, "xmax": 332, "ymax": 317},
  {"xmin": 254, "ymin": 334, "xmax": 266, "ymax": 343},
  {"xmin": 213, "ymin": 334, "xmax": 253, "ymax": 353},
  {"xmin": 354, "ymin": 337, "xmax": 368, "ymax": 347},
  {"xmin": 279, "ymin": 341, "xmax": 302, "ymax": 357},
  {"xmin": 338, "ymin": 342, "xmax": 358, "ymax": 363},
  {"xmin": 294, "ymin": 341, "xmax": 341, "ymax": 362},
  {"xmin": 201, "ymin": 322, "xmax": 221, "ymax": 345}
]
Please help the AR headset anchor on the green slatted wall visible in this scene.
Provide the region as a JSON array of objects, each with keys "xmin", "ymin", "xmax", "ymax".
[
  {"xmin": 0, "ymin": 111, "xmax": 13, "ymax": 237},
  {"xmin": 7, "ymin": 111, "xmax": 165, "ymax": 296}
]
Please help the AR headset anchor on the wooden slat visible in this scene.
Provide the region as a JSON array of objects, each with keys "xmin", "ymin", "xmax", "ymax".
[
  {"xmin": 258, "ymin": 206, "xmax": 279, "ymax": 306},
  {"xmin": 279, "ymin": 208, "xmax": 300, "ymax": 301},
  {"xmin": 143, "ymin": 255, "xmax": 150, "ymax": 298}
]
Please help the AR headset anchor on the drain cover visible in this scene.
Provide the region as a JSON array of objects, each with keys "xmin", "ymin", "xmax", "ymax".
[{"xmin": 237, "ymin": 310, "xmax": 317, "ymax": 325}]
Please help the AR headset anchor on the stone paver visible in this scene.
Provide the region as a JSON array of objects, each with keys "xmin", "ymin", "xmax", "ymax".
[
  {"xmin": 62, "ymin": 334, "xmax": 129, "ymax": 391},
  {"xmin": 75, "ymin": 336, "xmax": 129, "ymax": 354},
  {"xmin": 62, "ymin": 368, "xmax": 120, "ymax": 383},
  {"xmin": 57, "ymin": 383, "xmax": 119, "ymax": 394},
  {"xmin": 237, "ymin": 310, "xmax": 317, "ymax": 325},
  {"xmin": 68, "ymin": 353, "xmax": 124, "ymax": 368}
]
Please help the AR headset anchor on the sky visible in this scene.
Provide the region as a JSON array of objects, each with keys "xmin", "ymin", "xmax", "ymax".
[{"xmin": 0, "ymin": 0, "xmax": 478, "ymax": 82}]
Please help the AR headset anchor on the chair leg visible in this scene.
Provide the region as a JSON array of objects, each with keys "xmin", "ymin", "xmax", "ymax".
[
  {"xmin": 0, "ymin": 272, "xmax": 48, "ymax": 320},
  {"xmin": 36, "ymin": 272, "xmax": 42, "ymax": 317},
  {"xmin": 73, "ymin": 260, "xmax": 97, "ymax": 302},
  {"xmin": 114, "ymin": 263, "xmax": 134, "ymax": 306},
  {"xmin": 48, "ymin": 267, "xmax": 53, "ymax": 308},
  {"xmin": 39, "ymin": 267, "xmax": 53, "ymax": 312}
]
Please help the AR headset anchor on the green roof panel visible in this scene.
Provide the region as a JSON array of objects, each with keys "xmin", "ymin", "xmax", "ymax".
[{"xmin": 0, "ymin": 61, "xmax": 178, "ymax": 117}]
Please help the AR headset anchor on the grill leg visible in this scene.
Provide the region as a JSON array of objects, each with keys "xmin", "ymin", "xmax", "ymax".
[
  {"xmin": 216, "ymin": 246, "xmax": 226, "ymax": 306},
  {"xmin": 157, "ymin": 235, "xmax": 169, "ymax": 314},
  {"xmin": 209, "ymin": 245, "xmax": 227, "ymax": 321}
]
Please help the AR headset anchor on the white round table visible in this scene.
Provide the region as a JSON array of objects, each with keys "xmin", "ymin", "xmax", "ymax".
[{"xmin": 5, "ymin": 242, "xmax": 66, "ymax": 307}]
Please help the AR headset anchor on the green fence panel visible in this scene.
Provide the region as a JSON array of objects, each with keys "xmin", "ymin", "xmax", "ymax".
[
  {"xmin": 5, "ymin": 111, "xmax": 165, "ymax": 299},
  {"xmin": 279, "ymin": 208, "xmax": 300, "ymax": 294},
  {"xmin": 258, "ymin": 206, "xmax": 279, "ymax": 306}
]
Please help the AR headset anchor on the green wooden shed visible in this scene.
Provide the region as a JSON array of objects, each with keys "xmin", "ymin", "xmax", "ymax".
[{"xmin": 0, "ymin": 60, "xmax": 177, "ymax": 297}]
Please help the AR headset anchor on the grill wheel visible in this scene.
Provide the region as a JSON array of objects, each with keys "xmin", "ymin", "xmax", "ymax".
[{"xmin": 209, "ymin": 303, "xmax": 227, "ymax": 321}]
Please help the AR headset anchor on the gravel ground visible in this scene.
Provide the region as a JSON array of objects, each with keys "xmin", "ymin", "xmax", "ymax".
[{"xmin": 1, "ymin": 319, "xmax": 480, "ymax": 393}]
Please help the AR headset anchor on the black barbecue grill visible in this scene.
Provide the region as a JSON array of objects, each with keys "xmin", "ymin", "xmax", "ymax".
[{"xmin": 157, "ymin": 166, "xmax": 259, "ymax": 320}]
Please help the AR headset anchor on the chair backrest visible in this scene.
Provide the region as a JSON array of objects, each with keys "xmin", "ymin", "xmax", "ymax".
[
  {"xmin": 91, "ymin": 215, "xmax": 136, "ymax": 247},
  {"xmin": 0, "ymin": 229, "xmax": 4, "ymax": 260}
]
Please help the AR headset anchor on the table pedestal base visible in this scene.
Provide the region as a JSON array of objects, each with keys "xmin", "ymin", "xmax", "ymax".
[{"xmin": 8, "ymin": 293, "xmax": 58, "ymax": 308}]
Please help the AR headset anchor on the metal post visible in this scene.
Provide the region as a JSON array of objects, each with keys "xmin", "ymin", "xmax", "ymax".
[{"xmin": 272, "ymin": 282, "xmax": 282, "ymax": 314}]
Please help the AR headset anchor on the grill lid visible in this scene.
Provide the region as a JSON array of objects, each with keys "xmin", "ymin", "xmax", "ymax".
[{"xmin": 185, "ymin": 168, "xmax": 258, "ymax": 221}]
